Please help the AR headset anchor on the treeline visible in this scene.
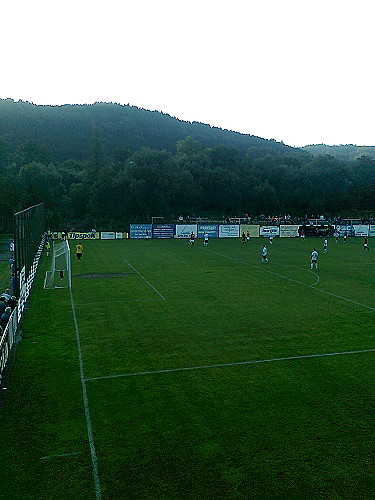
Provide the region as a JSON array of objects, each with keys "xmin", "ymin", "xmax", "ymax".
[
  {"xmin": 0, "ymin": 130, "xmax": 374, "ymax": 232},
  {"xmin": 0, "ymin": 99, "xmax": 294, "ymax": 161},
  {"xmin": 303, "ymin": 144, "xmax": 375, "ymax": 162}
]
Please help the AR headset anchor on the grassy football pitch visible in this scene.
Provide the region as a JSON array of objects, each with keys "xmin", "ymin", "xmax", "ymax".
[{"xmin": 0, "ymin": 236, "xmax": 374, "ymax": 499}]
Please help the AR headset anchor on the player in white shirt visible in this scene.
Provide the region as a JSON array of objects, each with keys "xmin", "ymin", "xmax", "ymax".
[
  {"xmin": 262, "ymin": 244, "xmax": 268, "ymax": 263},
  {"xmin": 203, "ymin": 233, "xmax": 209, "ymax": 246},
  {"xmin": 310, "ymin": 249, "xmax": 318, "ymax": 269},
  {"xmin": 323, "ymin": 238, "xmax": 328, "ymax": 253}
]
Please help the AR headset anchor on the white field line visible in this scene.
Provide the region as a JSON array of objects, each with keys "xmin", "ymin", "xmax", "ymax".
[
  {"xmin": 208, "ymin": 250, "xmax": 375, "ymax": 312},
  {"xmin": 124, "ymin": 259, "xmax": 165, "ymax": 300},
  {"xmin": 69, "ymin": 287, "xmax": 102, "ymax": 500},
  {"xmin": 85, "ymin": 348, "xmax": 375, "ymax": 382},
  {"xmin": 40, "ymin": 451, "xmax": 82, "ymax": 460},
  {"xmin": 74, "ymin": 298, "xmax": 164, "ymax": 306}
]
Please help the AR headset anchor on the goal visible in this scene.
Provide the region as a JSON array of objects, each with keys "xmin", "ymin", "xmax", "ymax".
[{"xmin": 43, "ymin": 240, "xmax": 72, "ymax": 289}]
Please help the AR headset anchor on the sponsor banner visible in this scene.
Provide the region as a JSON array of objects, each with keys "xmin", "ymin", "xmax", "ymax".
[
  {"xmin": 152, "ymin": 224, "xmax": 175, "ymax": 239},
  {"xmin": 335, "ymin": 225, "xmax": 355, "ymax": 237},
  {"xmin": 280, "ymin": 225, "xmax": 300, "ymax": 238},
  {"xmin": 68, "ymin": 232, "xmax": 96, "ymax": 240},
  {"xmin": 353, "ymin": 225, "xmax": 369, "ymax": 237},
  {"xmin": 116, "ymin": 232, "xmax": 128, "ymax": 239},
  {"xmin": 219, "ymin": 225, "xmax": 240, "ymax": 238},
  {"xmin": 260, "ymin": 226, "xmax": 280, "ymax": 237},
  {"xmin": 129, "ymin": 224, "xmax": 152, "ymax": 239},
  {"xmin": 240, "ymin": 224, "xmax": 260, "ymax": 237},
  {"xmin": 198, "ymin": 224, "xmax": 219, "ymax": 238},
  {"xmin": 101, "ymin": 232, "xmax": 116, "ymax": 240},
  {"xmin": 369, "ymin": 225, "xmax": 375, "ymax": 237},
  {"xmin": 175, "ymin": 225, "xmax": 198, "ymax": 238}
]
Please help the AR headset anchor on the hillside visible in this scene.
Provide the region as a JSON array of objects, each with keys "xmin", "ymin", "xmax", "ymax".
[
  {"xmin": 0, "ymin": 99, "xmax": 298, "ymax": 162},
  {"xmin": 302, "ymin": 144, "xmax": 375, "ymax": 161}
]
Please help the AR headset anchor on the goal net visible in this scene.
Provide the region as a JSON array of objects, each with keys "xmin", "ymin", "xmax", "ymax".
[{"xmin": 43, "ymin": 240, "xmax": 72, "ymax": 289}]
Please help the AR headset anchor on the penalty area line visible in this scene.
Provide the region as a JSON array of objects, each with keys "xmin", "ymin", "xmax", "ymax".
[
  {"xmin": 207, "ymin": 250, "xmax": 375, "ymax": 311},
  {"xmin": 124, "ymin": 259, "xmax": 165, "ymax": 300},
  {"xmin": 85, "ymin": 348, "xmax": 375, "ymax": 382}
]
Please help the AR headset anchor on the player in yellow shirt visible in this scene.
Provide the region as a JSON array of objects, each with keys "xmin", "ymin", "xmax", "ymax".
[{"xmin": 76, "ymin": 243, "xmax": 84, "ymax": 261}]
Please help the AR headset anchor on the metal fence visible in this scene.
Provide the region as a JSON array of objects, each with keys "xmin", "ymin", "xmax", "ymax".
[
  {"xmin": 13, "ymin": 203, "xmax": 45, "ymax": 297},
  {"xmin": 0, "ymin": 203, "xmax": 45, "ymax": 385}
]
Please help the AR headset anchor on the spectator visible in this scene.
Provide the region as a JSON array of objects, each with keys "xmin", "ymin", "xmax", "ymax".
[
  {"xmin": 7, "ymin": 296, "xmax": 18, "ymax": 311},
  {"xmin": 0, "ymin": 289, "xmax": 11, "ymax": 302},
  {"xmin": 0, "ymin": 307, "xmax": 12, "ymax": 330},
  {"xmin": 0, "ymin": 296, "xmax": 8, "ymax": 316}
]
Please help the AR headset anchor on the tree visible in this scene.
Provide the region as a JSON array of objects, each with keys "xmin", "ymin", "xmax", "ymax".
[{"xmin": 85, "ymin": 126, "xmax": 107, "ymax": 183}]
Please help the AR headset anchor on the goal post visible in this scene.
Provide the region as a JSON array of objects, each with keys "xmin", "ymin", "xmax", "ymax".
[{"xmin": 44, "ymin": 240, "xmax": 72, "ymax": 289}]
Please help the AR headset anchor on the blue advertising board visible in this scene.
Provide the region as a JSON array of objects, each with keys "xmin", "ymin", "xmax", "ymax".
[
  {"xmin": 152, "ymin": 224, "xmax": 176, "ymax": 239},
  {"xmin": 130, "ymin": 224, "xmax": 152, "ymax": 239},
  {"xmin": 198, "ymin": 224, "xmax": 219, "ymax": 238},
  {"xmin": 335, "ymin": 225, "xmax": 355, "ymax": 237}
]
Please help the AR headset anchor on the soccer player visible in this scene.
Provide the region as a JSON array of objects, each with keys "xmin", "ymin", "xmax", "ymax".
[
  {"xmin": 189, "ymin": 232, "xmax": 195, "ymax": 246},
  {"xmin": 262, "ymin": 244, "xmax": 268, "ymax": 263},
  {"xmin": 246, "ymin": 231, "xmax": 251, "ymax": 244},
  {"xmin": 310, "ymin": 248, "xmax": 318, "ymax": 269},
  {"xmin": 203, "ymin": 233, "xmax": 209, "ymax": 246},
  {"xmin": 364, "ymin": 237, "xmax": 369, "ymax": 250},
  {"xmin": 76, "ymin": 243, "xmax": 84, "ymax": 261},
  {"xmin": 269, "ymin": 234, "xmax": 274, "ymax": 244},
  {"xmin": 242, "ymin": 232, "xmax": 247, "ymax": 246},
  {"xmin": 323, "ymin": 238, "xmax": 328, "ymax": 253}
]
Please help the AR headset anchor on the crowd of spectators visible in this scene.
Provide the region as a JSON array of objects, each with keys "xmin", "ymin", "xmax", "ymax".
[
  {"xmin": 0, "ymin": 289, "xmax": 18, "ymax": 336},
  {"xmin": 179, "ymin": 214, "xmax": 375, "ymax": 226}
]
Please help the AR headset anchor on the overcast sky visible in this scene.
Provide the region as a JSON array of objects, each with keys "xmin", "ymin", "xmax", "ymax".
[{"xmin": 2, "ymin": 0, "xmax": 374, "ymax": 147}]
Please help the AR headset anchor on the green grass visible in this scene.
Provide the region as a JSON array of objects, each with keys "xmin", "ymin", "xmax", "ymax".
[{"xmin": 0, "ymin": 237, "xmax": 374, "ymax": 499}]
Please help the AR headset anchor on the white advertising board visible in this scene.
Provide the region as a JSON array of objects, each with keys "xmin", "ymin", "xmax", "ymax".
[
  {"xmin": 280, "ymin": 225, "xmax": 300, "ymax": 238},
  {"xmin": 353, "ymin": 225, "xmax": 369, "ymax": 237},
  {"xmin": 260, "ymin": 226, "xmax": 280, "ymax": 237},
  {"xmin": 175, "ymin": 225, "xmax": 198, "ymax": 238},
  {"xmin": 219, "ymin": 225, "xmax": 240, "ymax": 238},
  {"xmin": 100, "ymin": 232, "xmax": 116, "ymax": 240}
]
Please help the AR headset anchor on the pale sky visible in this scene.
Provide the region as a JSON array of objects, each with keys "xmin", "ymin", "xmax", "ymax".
[{"xmin": 2, "ymin": 0, "xmax": 374, "ymax": 147}]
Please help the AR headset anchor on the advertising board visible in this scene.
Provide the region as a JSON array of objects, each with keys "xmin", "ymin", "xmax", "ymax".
[
  {"xmin": 68, "ymin": 232, "xmax": 96, "ymax": 239},
  {"xmin": 219, "ymin": 225, "xmax": 240, "ymax": 238},
  {"xmin": 335, "ymin": 225, "xmax": 355, "ymax": 237},
  {"xmin": 175, "ymin": 225, "xmax": 198, "ymax": 238},
  {"xmin": 100, "ymin": 232, "xmax": 116, "ymax": 240},
  {"xmin": 353, "ymin": 225, "xmax": 369, "ymax": 237},
  {"xmin": 280, "ymin": 225, "xmax": 300, "ymax": 238},
  {"xmin": 152, "ymin": 224, "xmax": 175, "ymax": 239},
  {"xmin": 129, "ymin": 224, "xmax": 152, "ymax": 239},
  {"xmin": 198, "ymin": 225, "xmax": 219, "ymax": 238},
  {"xmin": 369, "ymin": 225, "xmax": 375, "ymax": 237},
  {"xmin": 239, "ymin": 225, "xmax": 260, "ymax": 237},
  {"xmin": 260, "ymin": 226, "xmax": 280, "ymax": 237}
]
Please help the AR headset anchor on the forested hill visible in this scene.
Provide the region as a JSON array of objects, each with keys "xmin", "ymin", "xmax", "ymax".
[
  {"xmin": 0, "ymin": 99, "xmax": 296, "ymax": 162},
  {"xmin": 303, "ymin": 144, "xmax": 375, "ymax": 162}
]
